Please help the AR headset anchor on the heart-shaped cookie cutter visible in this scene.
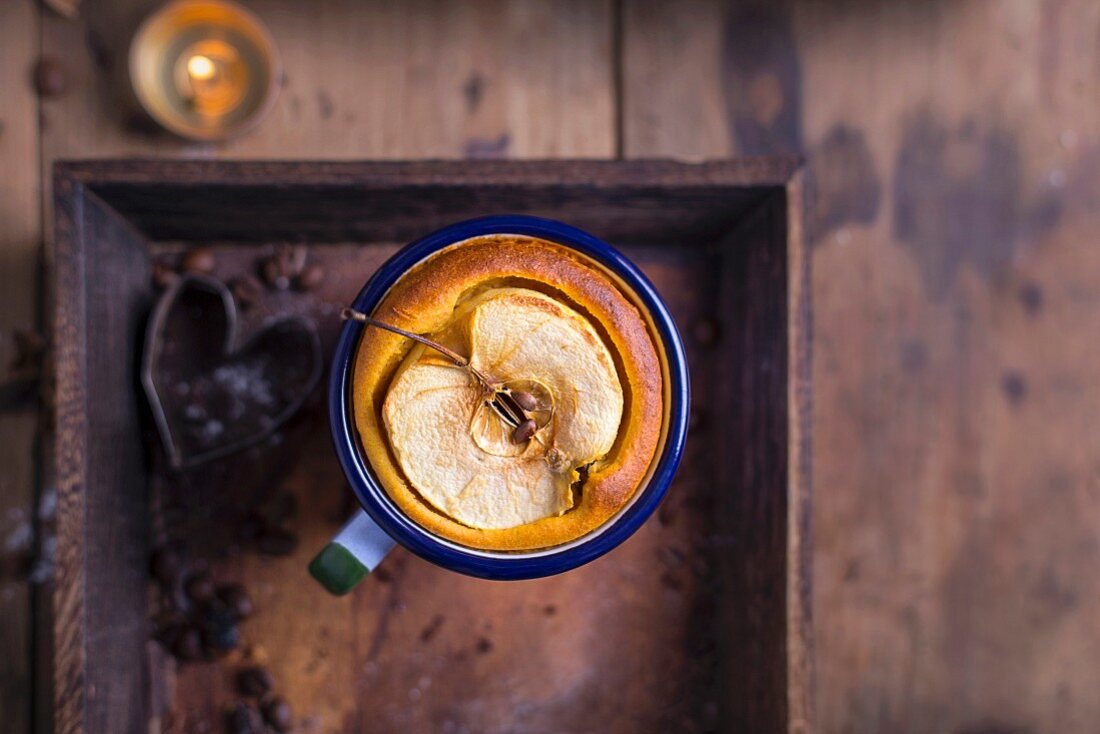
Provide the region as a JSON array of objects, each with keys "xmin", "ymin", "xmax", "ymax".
[{"xmin": 141, "ymin": 273, "xmax": 322, "ymax": 469}]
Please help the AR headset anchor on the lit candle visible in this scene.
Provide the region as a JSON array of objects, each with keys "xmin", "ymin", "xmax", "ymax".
[
  {"xmin": 174, "ymin": 39, "xmax": 246, "ymax": 116},
  {"xmin": 187, "ymin": 54, "xmax": 216, "ymax": 83}
]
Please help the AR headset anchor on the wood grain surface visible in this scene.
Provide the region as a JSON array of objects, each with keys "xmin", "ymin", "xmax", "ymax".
[
  {"xmin": 0, "ymin": 3, "xmax": 41, "ymax": 734},
  {"xmin": 4, "ymin": 0, "xmax": 1099, "ymax": 732},
  {"xmin": 623, "ymin": 1, "xmax": 1100, "ymax": 731},
  {"xmin": 40, "ymin": 0, "xmax": 614, "ymax": 162}
]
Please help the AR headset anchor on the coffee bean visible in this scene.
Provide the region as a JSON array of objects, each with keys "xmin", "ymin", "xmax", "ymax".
[
  {"xmin": 230, "ymin": 274, "xmax": 265, "ymax": 310},
  {"xmin": 237, "ymin": 666, "xmax": 275, "ymax": 697},
  {"xmin": 172, "ymin": 627, "xmax": 204, "ymax": 661},
  {"xmin": 201, "ymin": 605, "xmax": 240, "ymax": 653},
  {"xmin": 181, "ymin": 247, "xmax": 216, "ymax": 275},
  {"xmin": 266, "ymin": 493, "xmax": 298, "ymax": 524},
  {"xmin": 150, "ymin": 546, "xmax": 182, "ymax": 587},
  {"xmin": 184, "ymin": 572, "xmax": 216, "ymax": 603},
  {"xmin": 33, "ymin": 57, "xmax": 66, "ymax": 97},
  {"xmin": 153, "ymin": 610, "xmax": 187, "ymax": 647},
  {"xmin": 510, "ymin": 390, "xmax": 538, "ymax": 412},
  {"xmin": 257, "ymin": 527, "xmax": 298, "ymax": 556},
  {"xmin": 260, "ymin": 246, "xmax": 307, "ymax": 291},
  {"xmin": 262, "ymin": 696, "xmax": 293, "ymax": 732},
  {"xmin": 294, "ymin": 262, "xmax": 326, "ymax": 291},
  {"xmin": 226, "ymin": 702, "xmax": 264, "ymax": 734},
  {"xmin": 511, "ymin": 419, "xmax": 537, "ymax": 444},
  {"xmin": 218, "ymin": 584, "xmax": 254, "ymax": 620},
  {"xmin": 236, "ymin": 511, "xmax": 266, "ymax": 542},
  {"xmin": 691, "ymin": 318, "xmax": 720, "ymax": 346}
]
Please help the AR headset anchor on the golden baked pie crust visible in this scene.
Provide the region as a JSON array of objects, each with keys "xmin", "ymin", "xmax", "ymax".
[{"xmin": 351, "ymin": 234, "xmax": 664, "ymax": 551}]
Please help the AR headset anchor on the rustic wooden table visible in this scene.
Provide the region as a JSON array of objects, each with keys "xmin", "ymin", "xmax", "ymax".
[{"xmin": 2, "ymin": 1, "xmax": 1098, "ymax": 732}]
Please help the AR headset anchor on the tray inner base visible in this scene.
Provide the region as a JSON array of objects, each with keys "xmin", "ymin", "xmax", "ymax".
[{"xmin": 149, "ymin": 242, "xmax": 742, "ymax": 734}]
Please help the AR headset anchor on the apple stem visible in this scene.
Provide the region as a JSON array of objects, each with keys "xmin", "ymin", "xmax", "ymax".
[
  {"xmin": 342, "ymin": 306, "xmax": 547, "ymax": 445},
  {"xmin": 340, "ymin": 307, "xmax": 497, "ymax": 390}
]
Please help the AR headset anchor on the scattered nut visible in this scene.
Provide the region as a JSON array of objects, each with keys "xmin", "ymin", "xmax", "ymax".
[
  {"xmin": 181, "ymin": 247, "xmax": 216, "ymax": 275},
  {"xmin": 152, "ymin": 260, "xmax": 178, "ymax": 289},
  {"xmin": 294, "ymin": 262, "xmax": 326, "ymax": 291},
  {"xmin": 230, "ymin": 274, "xmax": 265, "ymax": 310},
  {"xmin": 42, "ymin": 0, "xmax": 81, "ymax": 21},
  {"xmin": 261, "ymin": 245, "xmax": 307, "ymax": 291}
]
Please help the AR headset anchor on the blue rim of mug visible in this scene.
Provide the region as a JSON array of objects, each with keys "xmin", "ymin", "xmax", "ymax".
[{"xmin": 329, "ymin": 215, "xmax": 689, "ymax": 580}]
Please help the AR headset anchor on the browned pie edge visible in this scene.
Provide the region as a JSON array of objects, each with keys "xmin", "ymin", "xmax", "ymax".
[{"xmin": 351, "ymin": 234, "xmax": 664, "ymax": 551}]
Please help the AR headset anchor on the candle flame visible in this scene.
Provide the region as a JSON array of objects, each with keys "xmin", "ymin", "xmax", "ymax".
[{"xmin": 186, "ymin": 54, "xmax": 216, "ymax": 81}]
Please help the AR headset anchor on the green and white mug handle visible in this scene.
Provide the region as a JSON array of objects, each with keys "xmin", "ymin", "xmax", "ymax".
[{"xmin": 308, "ymin": 512, "xmax": 396, "ymax": 595}]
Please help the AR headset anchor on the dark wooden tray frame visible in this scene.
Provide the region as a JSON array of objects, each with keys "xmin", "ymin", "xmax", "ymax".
[{"xmin": 51, "ymin": 159, "xmax": 812, "ymax": 733}]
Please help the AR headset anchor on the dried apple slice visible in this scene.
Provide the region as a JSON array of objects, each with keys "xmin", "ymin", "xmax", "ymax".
[{"xmin": 381, "ymin": 288, "xmax": 623, "ymax": 530}]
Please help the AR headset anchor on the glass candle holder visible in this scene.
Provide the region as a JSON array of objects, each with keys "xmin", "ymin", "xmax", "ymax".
[{"xmin": 129, "ymin": 0, "xmax": 280, "ymax": 141}]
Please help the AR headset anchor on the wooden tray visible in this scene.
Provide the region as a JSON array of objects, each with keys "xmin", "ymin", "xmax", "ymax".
[{"xmin": 51, "ymin": 160, "xmax": 812, "ymax": 733}]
